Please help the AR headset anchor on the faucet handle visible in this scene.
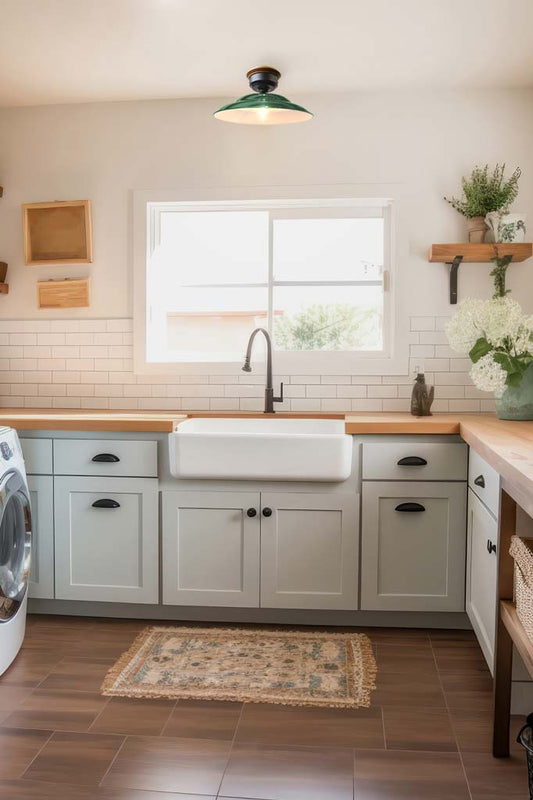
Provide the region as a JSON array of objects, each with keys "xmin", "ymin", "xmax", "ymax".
[{"xmin": 273, "ymin": 382, "xmax": 284, "ymax": 405}]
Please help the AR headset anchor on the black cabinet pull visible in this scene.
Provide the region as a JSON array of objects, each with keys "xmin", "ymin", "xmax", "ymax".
[
  {"xmin": 92, "ymin": 453, "xmax": 120, "ymax": 463},
  {"xmin": 474, "ymin": 475, "xmax": 485, "ymax": 489},
  {"xmin": 262, "ymin": 507, "xmax": 273, "ymax": 517},
  {"xmin": 397, "ymin": 456, "xmax": 428, "ymax": 467},
  {"xmin": 395, "ymin": 502, "xmax": 426, "ymax": 513},
  {"xmin": 92, "ymin": 499, "xmax": 120, "ymax": 509},
  {"xmin": 487, "ymin": 539, "xmax": 497, "ymax": 555},
  {"xmin": 246, "ymin": 508, "xmax": 257, "ymax": 518}
]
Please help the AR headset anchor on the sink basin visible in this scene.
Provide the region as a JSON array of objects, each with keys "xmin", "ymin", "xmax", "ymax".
[{"xmin": 169, "ymin": 417, "xmax": 352, "ymax": 481}]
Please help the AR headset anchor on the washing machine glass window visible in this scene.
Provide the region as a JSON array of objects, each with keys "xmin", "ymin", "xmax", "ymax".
[{"xmin": 0, "ymin": 469, "xmax": 32, "ymax": 623}]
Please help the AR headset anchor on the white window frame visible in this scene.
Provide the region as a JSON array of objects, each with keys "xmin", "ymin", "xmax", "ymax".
[{"xmin": 133, "ymin": 187, "xmax": 410, "ymax": 376}]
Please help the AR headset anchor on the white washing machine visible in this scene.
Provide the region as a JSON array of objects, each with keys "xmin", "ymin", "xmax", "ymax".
[{"xmin": 0, "ymin": 427, "xmax": 32, "ymax": 675}]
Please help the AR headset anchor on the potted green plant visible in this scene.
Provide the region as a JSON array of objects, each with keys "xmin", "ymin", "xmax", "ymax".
[{"xmin": 444, "ymin": 163, "xmax": 521, "ymax": 243}]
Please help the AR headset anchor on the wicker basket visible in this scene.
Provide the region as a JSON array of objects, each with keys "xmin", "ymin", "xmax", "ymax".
[{"xmin": 510, "ymin": 535, "xmax": 533, "ymax": 641}]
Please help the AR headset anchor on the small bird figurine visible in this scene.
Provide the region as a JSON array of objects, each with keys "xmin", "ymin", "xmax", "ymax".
[{"xmin": 411, "ymin": 372, "xmax": 434, "ymax": 417}]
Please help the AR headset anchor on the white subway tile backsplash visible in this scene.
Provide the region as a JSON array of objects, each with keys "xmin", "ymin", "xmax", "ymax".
[{"xmin": 0, "ymin": 315, "xmax": 490, "ymax": 412}]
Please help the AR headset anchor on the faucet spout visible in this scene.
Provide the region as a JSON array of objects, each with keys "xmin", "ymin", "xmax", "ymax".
[{"xmin": 242, "ymin": 328, "xmax": 283, "ymax": 414}]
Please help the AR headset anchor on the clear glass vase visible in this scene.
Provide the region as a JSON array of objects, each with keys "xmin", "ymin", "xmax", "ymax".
[{"xmin": 495, "ymin": 363, "xmax": 533, "ymax": 421}]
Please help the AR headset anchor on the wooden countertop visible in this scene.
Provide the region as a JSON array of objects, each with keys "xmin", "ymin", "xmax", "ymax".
[{"xmin": 0, "ymin": 408, "xmax": 531, "ymax": 515}]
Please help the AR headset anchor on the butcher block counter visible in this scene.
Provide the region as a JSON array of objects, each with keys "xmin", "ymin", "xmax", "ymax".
[{"xmin": 0, "ymin": 408, "xmax": 531, "ymax": 513}]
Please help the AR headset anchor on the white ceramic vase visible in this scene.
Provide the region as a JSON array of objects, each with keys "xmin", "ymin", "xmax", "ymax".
[{"xmin": 484, "ymin": 211, "xmax": 526, "ymax": 243}]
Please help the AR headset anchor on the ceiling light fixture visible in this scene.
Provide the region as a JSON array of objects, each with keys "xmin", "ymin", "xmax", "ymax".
[{"xmin": 214, "ymin": 67, "xmax": 313, "ymax": 125}]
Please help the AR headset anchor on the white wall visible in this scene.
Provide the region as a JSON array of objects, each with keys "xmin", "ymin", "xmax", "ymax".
[
  {"xmin": 0, "ymin": 89, "xmax": 532, "ymax": 319},
  {"xmin": 0, "ymin": 89, "xmax": 530, "ymax": 410}
]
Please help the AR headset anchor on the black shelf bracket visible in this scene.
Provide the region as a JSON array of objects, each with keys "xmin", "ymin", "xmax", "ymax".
[{"xmin": 447, "ymin": 255, "xmax": 463, "ymax": 304}]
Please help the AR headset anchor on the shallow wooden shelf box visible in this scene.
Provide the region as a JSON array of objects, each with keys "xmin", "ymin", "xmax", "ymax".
[
  {"xmin": 22, "ymin": 199, "xmax": 93, "ymax": 265},
  {"xmin": 428, "ymin": 242, "xmax": 533, "ymax": 304}
]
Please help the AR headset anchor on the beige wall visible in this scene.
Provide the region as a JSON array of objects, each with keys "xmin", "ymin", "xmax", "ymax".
[{"xmin": 0, "ymin": 89, "xmax": 532, "ymax": 320}]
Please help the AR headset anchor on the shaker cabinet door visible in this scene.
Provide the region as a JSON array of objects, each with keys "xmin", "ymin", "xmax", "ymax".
[
  {"xmin": 54, "ymin": 476, "xmax": 159, "ymax": 603},
  {"xmin": 162, "ymin": 491, "xmax": 260, "ymax": 607},
  {"xmin": 260, "ymin": 492, "xmax": 359, "ymax": 610},
  {"xmin": 361, "ymin": 481, "xmax": 467, "ymax": 612}
]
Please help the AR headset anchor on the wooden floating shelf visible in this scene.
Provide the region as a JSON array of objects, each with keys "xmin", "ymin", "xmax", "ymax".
[
  {"xmin": 429, "ymin": 242, "xmax": 533, "ymax": 263},
  {"xmin": 429, "ymin": 243, "xmax": 533, "ymax": 304}
]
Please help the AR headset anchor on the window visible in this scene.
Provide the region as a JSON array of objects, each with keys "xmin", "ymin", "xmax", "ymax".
[{"xmin": 138, "ymin": 198, "xmax": 394, "ymax": 373}]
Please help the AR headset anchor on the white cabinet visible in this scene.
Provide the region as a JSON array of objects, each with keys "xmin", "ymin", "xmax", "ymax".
[
  {"xmin": 54, "ymin": 476, "xmax": 158, "ymax": 603},
  {"xmin": 28, "ymin": 475, "xmax": 54, "ymax": 599},
  {"xmin": 260, "ymin": 492, "xmax": 359, "ymax": 610},
  {"xmin": 466, "ymin": 488, "xmax": 499, "ymax": 673},
  {"xmin": 162, "ymin": 491, "xmax": 260, "ymax": 607},
  {"xmin": 361, "ymin": 481, "xmax": 467, "ymax": 612}
]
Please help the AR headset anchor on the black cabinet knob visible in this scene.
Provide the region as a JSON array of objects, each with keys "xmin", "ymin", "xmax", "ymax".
[
  {"xmin": 92, "ymin": 499, "xmax": 120, "ymax": 509},
  {"xmin": 262, "ymin": 507, "xmax": 273, "ymax": 517},
  {"xmin": 474, "ymin": 475, "xmax": 485, "ymax": 489},
  {"xmin": 92, "ymin": 453, "xmax": 120, "ymax": 463},
  {"xmin": 246, "ymin": 508, "xmax": 257, "ymax": 517},
  {"xmin": 487, "ymin": 539, "xmax": 497, "ymax": 555}
]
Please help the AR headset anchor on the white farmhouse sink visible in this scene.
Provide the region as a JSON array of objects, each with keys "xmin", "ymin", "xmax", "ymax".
[{"xmin": 169, "ymin": 417, "xmax": 352, "ymax": 481}]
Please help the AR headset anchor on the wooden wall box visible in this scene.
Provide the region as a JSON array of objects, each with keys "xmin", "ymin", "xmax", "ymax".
[
  {"xmin": 38, "ymin": 278, "xmax": 90, "ymax": 309},
  {"xmin": 23, "ymin": 200, "xmax": 93, "ymax": 265}
]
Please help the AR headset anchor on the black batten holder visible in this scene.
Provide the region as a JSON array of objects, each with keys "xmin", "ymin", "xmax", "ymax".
[{"xmin": 246, "ymin": 67, "xmax": 281, "ymax": 94}]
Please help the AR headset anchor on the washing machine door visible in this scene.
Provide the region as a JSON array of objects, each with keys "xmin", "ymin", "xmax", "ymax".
[{"xmin": 0, "ymin": 469, "xmax": 31, "ymax": 623}]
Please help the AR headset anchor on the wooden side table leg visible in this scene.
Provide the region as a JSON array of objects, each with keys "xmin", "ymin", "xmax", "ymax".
[{"xmin": 493, "ymin": 611, "xmax": 513, "ymax": 757}]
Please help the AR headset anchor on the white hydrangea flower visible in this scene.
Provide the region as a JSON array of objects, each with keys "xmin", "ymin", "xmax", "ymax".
[
  {"xmin": 479, "ymin": 296, "xmax": 524, "ymax": 349},
  {"xmin": 445, "ymin": 299, "xmax": 486, "ymax": 354},
  {"xmin": 470, "ymin": 354, "xmax": 507, "ymax": 397}
]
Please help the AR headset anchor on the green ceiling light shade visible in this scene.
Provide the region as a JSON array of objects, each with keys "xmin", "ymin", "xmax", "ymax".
[{"xmin": 214, "ymin": 67, "xmax": 313, "ymax": 125}]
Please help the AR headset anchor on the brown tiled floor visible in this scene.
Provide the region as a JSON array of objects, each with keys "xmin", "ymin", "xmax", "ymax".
[{"xmin": 0, "ymin": 615, "xmax": 528, "ymax": 798}]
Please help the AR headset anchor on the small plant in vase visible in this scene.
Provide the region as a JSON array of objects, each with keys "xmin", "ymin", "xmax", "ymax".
[{"xmin": 444, "ymin": 163, "xmax": 521, "ymax": 243}]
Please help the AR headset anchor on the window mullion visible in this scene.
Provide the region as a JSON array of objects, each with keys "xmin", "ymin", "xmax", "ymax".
[{"xmin": 267, "ymin": 211, "xmax": 274, "ymax": 335}]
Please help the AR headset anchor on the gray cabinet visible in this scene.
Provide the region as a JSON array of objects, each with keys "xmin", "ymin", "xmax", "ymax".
[
  {"xmin": 361, "ymin": 481, "xmax": 467, "ymax": 612},
  {"xmin": 28, "ymin": 475, "xmax": 54, "ymax": 599},
  {"xmin": 162, "ymin": 491, "xmax": 260, "ymax": 607},
  {"xmin": 466, "ymin": 489, "xmax": 498, "ymax": 673},
  {"xmin": 54, "ymin": 476, "xmax": 159, "ymax": 603},
  {"xmin": 260, "ymin": 492, "xmax": 359, "ymax": 610}
]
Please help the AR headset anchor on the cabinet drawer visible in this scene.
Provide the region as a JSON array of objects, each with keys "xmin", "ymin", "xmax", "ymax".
[
  {"xmin": 468, "ymin": 449, "xmax": 500, "ymax": 518},
  {"xmin": 20, "ymin": 438, "xmax": 53, "ymax": 475},
  {"xmin": 54, "ymin": 439, "xmax": 158, "ymax": 477},
  {"xmin": 362, "ymin": 442, "xmax": 467, "ymax": 481}
]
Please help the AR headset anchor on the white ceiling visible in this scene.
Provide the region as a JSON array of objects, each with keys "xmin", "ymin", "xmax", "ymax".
[{"xmin": 1, "ymin": 0, "xmax": 533, "ymax": 107}]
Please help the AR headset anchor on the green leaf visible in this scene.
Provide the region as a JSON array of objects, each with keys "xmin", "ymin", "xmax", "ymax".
[
  {"xmin": 469, "ymin": 337, "xmax": 492, "ymax": 363},
  {"xmin": 506, "ymin": 371, "xmax": 523, "ymax": 388}
]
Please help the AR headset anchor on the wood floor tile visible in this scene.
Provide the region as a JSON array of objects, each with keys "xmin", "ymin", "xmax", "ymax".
[
  {"xmin": 235, "ymin": 702, "xmax": 385, "ymax": 749},
  {"xmin": 440, "ymin": 672, "xmax": 494, "ymax": 710},
  {"xmin": 461, "ymin": 751, "xmax": 528, "ymax": 799},
  {"xmin": 2, "ymin": 688, "xmax": 108, "ymax": 732},
  {"xmin": 0, "ymin": 651, "xmax": 64, "ymax": 688},
  {"xmin": 162, "ymin": 700, "xmax": 242, "ymax": 740},
  {"xmin": 376, "ymin": 644, "xmax": 438, "ymax": 675},
  {"xmin": 38, "ymin": 658, "xmax": 115, "ymax": 692},
  {"xmin": 364, "ymin": 628, "xmax": 431, "ymax": 646},
  {"xmin": 102, "ymin": 734, "xmax": 231, "ymax": 795},
  {"xmin": 0, "ymin": 728, "xmax": 52, "ymax": 779},
  {"xmin": 432, "ymin": 644, "xmax": 490, "ymax": 674},
  {"xmin": 0, "ymin": 779, "xmax": 209, "ymax": 798},
  {"xmin": 23, "ymin": 731, "xmax": 124, "ymax": 786},
  {"xmin": 354, "ymin": 749, "xmax": 470, "ymax": 799},
  {"xmin": 450, "ymin": 708, "xmax": 524, "ymax": 753},
  {"xmin": 220, "ymin": 742, "xmax": 354, "ymax": 800},
  {"xmin": 382, "ymin": 706, "xmax": 457, "ymax": 751},
  {"xmin": 91, "ymin": 697, "xmax": 176, "ymax": 736},
  {"xmin": 0, "ymin": 685, "xmax": 33, "ymax": 713},
  {"xmin": 372, "ymin": 671, "xmax": 446, "ymax": 708}
]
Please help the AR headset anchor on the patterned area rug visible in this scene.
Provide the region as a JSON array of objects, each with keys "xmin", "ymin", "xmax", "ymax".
[{"xmin": 101, "ymin": 626, "xmax": 376, "ymax": 709}]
